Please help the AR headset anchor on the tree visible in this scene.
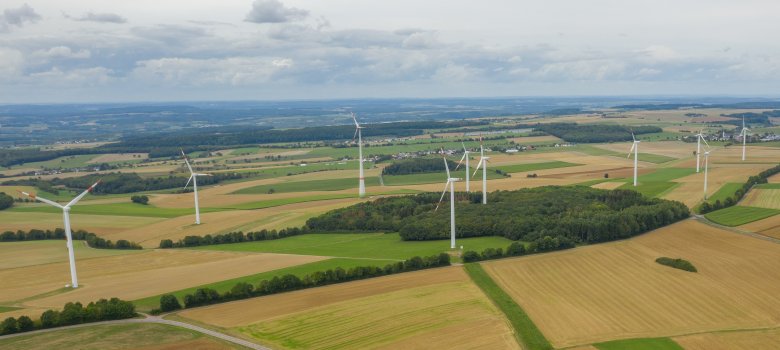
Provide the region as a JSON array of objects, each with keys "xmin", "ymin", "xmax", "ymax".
[
  {"xmin": 0, "ymin": 192, "xmax": 13, "ymax": 211},
  {"xmin": 16, "ymin": 316, "xmax": 33, "ymax": 332},
  {"xmin": 131, "ymin": 195, "xmax": 149, "ymax": 205},
  {"xmin": 159, "ymin": 294, "xmax": 182, "ymax": 312},
  {"xmin": 0, "ymin": 317, "xmax": 17, "ymax": 335},
  {"xmin": 40, "ymin": 310, "xmax": 59, "ymax": 328},
  {"xmin": 159, "ymin": 239, "xmax": 174, "ymax": 249}
]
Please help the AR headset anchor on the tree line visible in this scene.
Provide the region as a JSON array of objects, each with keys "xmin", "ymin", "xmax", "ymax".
[
  {"xmin": 1, "ymin": 298, "xmax": 136, "ymax": 336},
  {"xmin": 0, "ymin": 192, "xmax": 12, "ymax": 210},
  {"xmin": 155, "ymin": 253, "xmax": 451, "ymax": 313},
  {"xmin": 534, "ymin": 123, "xmax": 662, "ymax": 143},
  {"xmin": 159, "ymin": 226, "xmax": 307, "ymax": 248},
  {"xmin": 721, "ymin": 110, "xmax": 779, "ymax": 127},
  {"xmin": 306, "ymin": 186, "xmax": 690, "ymax": 244},
  {"xmin": 382, "ymin": 157, "xmax": 459, "ymax": 175},
  {"xmin": 699, "ymin": 163, "xmax": 780, "ymax": 214},
  {"xmin": 462, "ymin": 236, "xmax": 576, "ymax": 263},
  {"xmin": 0, "ymin": 228, "xmax": 142, "ymax": 250}
]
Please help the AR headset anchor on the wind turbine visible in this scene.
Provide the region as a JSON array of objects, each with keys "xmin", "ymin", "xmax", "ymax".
[
  {"xmin": 19, "ymin": 180, "xmax": 100, "ymax": 288},
  {"xmin": 455, "ymin": 142, "xmax": 470, "ymax": 192},
  {"xmin": 740, "ymin": 116, "xmax": 750, "ymax": 161},
  {"xmin": 473, "ymin": 135, "xmax": 490, "ymax": 204},
  {"xmin": 703, "ymin": 148, "xmax": 712, "ymax": 200},
  {"xmin": 352, "ymin": 113, "xmax": 366, "ymax": 198},
  {"xmin": 694, "ymin": 129, "xmax": 706, "ymax": 173},
  {"xmin": 435, "ymin": 152, "xmax": 461, "ymax": 249},
  {"xmin": 181, "ymin": 149, "xmax": 211, "ymax": 225},
  {"xmin": 627, "ymin": 133, "xmax": 640, "ymax": 187}
]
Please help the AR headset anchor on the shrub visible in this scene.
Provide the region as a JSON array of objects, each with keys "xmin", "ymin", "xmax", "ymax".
[
  {"xmin": 16, "ymin": 316, "xmax": 33, "ymax": 332},
  {"xmin": 130, "ymin": 195, "xmax": 149, "ymax": 205},
  {"xmin": 462, "ymin": 250, "xmax": 481, "ymax": 263},
  {"xmin": 655, "ymin": 257, "xmax": 697, "ymax": 272},
  {"xmin": 0, "ymin": 192, "xmax": 13, "ymax": 211},
  {"xmin": 159, "ymin": 294, "xmax": 182, "ymax": 312},
  {"xmin": 1, "ymin": 317, "xmax": 17, "ymax": 335},
  {"xmin": 506, "ymin": 242, "xmax": 526, "ymax": 256}
]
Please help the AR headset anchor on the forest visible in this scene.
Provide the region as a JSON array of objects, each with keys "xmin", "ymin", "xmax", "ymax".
[
  {"xmin": 534, "ymin": 123, "xmax": 662, "ymax": 143},
  {"xmin": 722, "ymin": 110, "xmax": 779, "ymax": 126},
  {"xmin": 306, "ymin": 186, "xmax": 690, "ymax": 244},
  {"xmin": 382, "ymin": 157, "xmax": 459, "ymax": 175},
  {"xmin": 4, "ymin": 171, "xmax": 246, "ymax": 194}
]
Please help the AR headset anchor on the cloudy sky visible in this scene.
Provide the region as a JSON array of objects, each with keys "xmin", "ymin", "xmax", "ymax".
[{"xmin": 1, "ymin": 0, "xmax": 779, "ymax": 103}]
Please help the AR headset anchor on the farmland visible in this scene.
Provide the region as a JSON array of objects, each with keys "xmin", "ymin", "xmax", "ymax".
[
  {"xmin": 740, "ymin": 189, "xmax": 780, "ymax": 209},
  {"xmin": 705, "ymin": 206, "xmax": 780, "ymax": 226}
]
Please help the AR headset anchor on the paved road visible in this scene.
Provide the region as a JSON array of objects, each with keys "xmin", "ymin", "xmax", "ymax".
[{"xmin": 0, "ymin": 313, "xmax": 271, "ymax": 350}]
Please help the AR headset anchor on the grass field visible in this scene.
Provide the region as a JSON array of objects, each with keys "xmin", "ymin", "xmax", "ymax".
[
  {"xmin": 0, "ymin": 240, "xmax": 141, "ymax": 270},
  {"xmin": 481, "ymin": 220, "xmax": 780, "ymax": 348},
  {"xmin": 705, "ymin": 206, "xmax": 780, "ymax": 226},
  {"xmin": 619, "ymin": 181, "xmax": 679, "ymax": 198},
  {"xmin": 131, "ymin": 257, "xmax": 386, "ymax": 312},
  {"xmin": 577, "ymin": 145, "xmax": 678, "ymax": 164},
  {"xmin": 178, "ymin": 267, "xmax": 520, "ymax": 350},
  {"xmin": 0, "ymin": 323, "xmax": 239, "ymax": 350},
  {"xmin": 233, "ymin": 177, "xmax": 381, "ymax": 194},
  {"xmin": 674, "ymin": 327, "xmax": 780, "ymax": 350},
  {"xmin": 9, "ymin": 202, "xmax": 225, "ymax": 218},
  {"xmin": 383, "ymin": 170, "xmax": 505, "ymax": 186},
  {"xmin": 740, "ymin": 189, "xmax": 780, "ymax": 209},
  {"xmin": 756, "ymin": 183, "xmax": 780, "ymax": 189},
  {"xmin": 637, "ymin": 168, "xmax": 696, "ymax": 182},
  {"xmin": 465, "ymin": 263, "xmax": 552, "ymax": 350},
  {"xmin": 494, "ymin": 161, "xmax": 580, "ymax": 174},
  {"xmin": 0, "ymin": 306, "xmax": 21, "ymax": 313},
  {"xmin": 194, "ymin": 232, "xmax": 513, "ymax": 260},
  {"xmin": 708, "ymin": 183, "xmax": 744, "ymax": 203},
  {"xmin": 594, "ymin": 337, "xmax": 683, "ymax": 350}
]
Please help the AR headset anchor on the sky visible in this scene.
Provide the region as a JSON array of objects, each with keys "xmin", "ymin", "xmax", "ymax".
[{"xmin": 1, "ymin": 0, "xmax": 779, "ymax": 103}]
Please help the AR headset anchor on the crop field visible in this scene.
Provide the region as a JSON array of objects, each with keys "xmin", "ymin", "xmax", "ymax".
[
  {"xmin": 662, "ymin": 165, "xmax": 771, "ymax": 207},
  {"xmin": 740, "ymin": 189, "xmax": 780, "ymax": 209},
  {"xmin": 673, "ymin": 328, "xmax": 780, "ymax": 350},
  {"xmin": 196, "ymin": 232, "xmax": 513, "ymax": 260},
  {"xmin": 8, "ymin": 202, "xmax": 226, "ymax": 218},
  {"xmin": 0, "ymin": 211, "xmax": 165, "ymax": 234},
  {"xmin": 0, "ymin": 240, "xmax": 141, "ymax": 270},
  {"xmin": 705, "ymin": 206, "xmax": 780, "ymax": 226},
  {"xmin": 1, "ymin": 249, "xmax": 325, "ymax": 309},
  {"xmin": 383, "ymin": 170, "xmax": 505, "ymax": 186},
  {"xmin": 0, "ymin": 323, "xmax": 238, "ymax": 350},
  {"xmin": 234, "ymin": 176, "xmax": 381, "ymax": 194},
  {"xmin": 707, "ymin": 183, "xmax": 744, "ymax": 203},
  {"xmin": 494, "ymin": 161, "xmax": 580, "ymax": 173},
  {"xmin": 86, "ymin": 153, "xmax": 147, "ymax": 164},
  {"xmin": 618, "ymin": 181, "xmax": 679, "ymax": 198},
  {"xmin": 594, "ymin": 337, "xmax": 683, "ymax": 350},
  {"xmin": 481, "ymin": 220, "xmax": 780, "ymax": 348},
  {"xmin": 741, "ymin": 215, "xmax": 780, "ymax": 239},
  {"xmin": 595, "ymin": 141, "xmax": 694, "ymax": 159},
  {"xmin": 178, "ymin": 267, "xmax": 520, "ymax": 350},
  {"xmin": 757, "ymin": 183, "xmax": 780, "ymax": 189}
]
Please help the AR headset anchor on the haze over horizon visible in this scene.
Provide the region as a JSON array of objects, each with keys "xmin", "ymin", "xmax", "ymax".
[{"xmin": 1, "ymin": 0, "xmax": 780, "ymax": 103}]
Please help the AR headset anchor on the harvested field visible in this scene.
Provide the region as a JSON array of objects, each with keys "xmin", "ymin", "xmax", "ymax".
[
  {"xmin": 591, "ymin": 181, "xmax": 624, "ymax": 190},
  {"xmin": 741, "ymin": 215, "xmax": 780, "ymax": 239},
  {"xmin": 509, "ymin": 135, "xmax": 562, "ymax": 143},
  {"xmin": 593, "ymin": 141, "xmax": 691, "ymax": 159},
  {"xmin": 662, "ymin": 165, "xmax": 770, "ymax": 207},
  {"xmin": 740, "ymin": 189, "xmax": 780, "ymax": 209},
  {"xmin": 482, "ymin": 219, "xmax": 780, "ymax": 348},
  {"xmin": 179, "ymin": 267, "xmax": 520, "ymax": 350},
  {"xmin": 86, "ymin": 153, "xmax": 148, "ymax": 163},
  {"xmin": 1, "ymin": 249, "xmax": 324, "ymax": 307},
  {"xmin": 674, "ymin": 328, "xmax": 780, "ymax": 350},
  {"xmin": 0, "ymin": 211, "xmax": 165, "ymax": 235},
  {"xmin": 0, "ymin": 240, "xmax": 141, "ymax": 270}
]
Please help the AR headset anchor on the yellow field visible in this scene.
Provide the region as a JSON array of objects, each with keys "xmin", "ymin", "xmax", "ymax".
[
  {"xmin": 86, "ymin": 153, "xmax": 148, "ymax": 163},
  {"xmin": 594, "ymin": 141, "xmax": 690, "ymax": 159},
  {"xmin": 662, "ymin": 165, "xmax": 771, "ymax": 207},
  {"xmin": 482, "ymin": 219, "xmax": 780, "ymax": 348},
  {"xmin": 741, "ymin": 215, "xmax": 780, "ymax": 240},
  {"xmin": 740, "ymin": 189, "xmax": 780, "ymax": 209},
  {"xmin": 0, "ymin": 240, "xmax": 141, "ymax": 270},
  {"xmin": 179, "ymin": 267, "xmax": 520, "ymax": 350},
  {"xmin": 0, "ymin": 211, "xmax": 165, "ymax": 234},
  {"xmin": 674, "ymin": 328, "xmax": 780, "ymax": 350},
  {"xmin": 769, "ymin": 174, "xmax": 780, "ymax": 183},
  {"xmin": 1, "ymin": 249, "xmax": 325, "ymax": 308},
  {"xmin": 591, "ymin": 182, "xmax": 624, "ymax": 190}
]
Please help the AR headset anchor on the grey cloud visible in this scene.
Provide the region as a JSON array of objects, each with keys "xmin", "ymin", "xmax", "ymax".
[
  {"xmin": 1, "ymin": 3, "xmax": 41, "ymax": 31},
  {"xmin": 70, "ymin": 12, "xmax": 127, "ymax": 24},
  {"xmin": 245, "ymin": 0, "xmax": 308, "ymax": 24}
]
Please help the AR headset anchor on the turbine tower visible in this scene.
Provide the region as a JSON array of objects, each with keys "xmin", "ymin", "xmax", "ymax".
[
  {"xmin": 695, "ymin": 129, "xmax": 704, "ymax": 173},
  {"xmin": 627, "ymin": 133, "xmax": 640, "ymax": 187},
  {"xmin": 352, "ymin": 113, "xmax": 366, "ymax": 198},
  {"xmin": 435, "ymin": 153, "xmax": 461, "ymax": 249},
  {"xmin": 740, "ymin": 116, "xmax": 750, "ymax": 161},
  {"xmin": 455, "ymin": 142, "xmax": 470, "ymax": 192},
  {"xmin": 703, "ymin": 149, "xmax": 711, "ymax": 200},
  {"xmin": 19, "ymin": 180, "xmax": 100, "ymax": 288},
  {"xmin": 473, "ymin": 135, "xmax": 490, "ymax": 204},
  {"xmin": 181, "ymin": 149, "xmax": 211, "ymax": 225}
]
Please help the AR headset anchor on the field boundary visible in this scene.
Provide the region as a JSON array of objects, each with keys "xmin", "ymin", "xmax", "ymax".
[{"xmin": 464, "ymin": 263, "xmax": 553, "ymax": 350}]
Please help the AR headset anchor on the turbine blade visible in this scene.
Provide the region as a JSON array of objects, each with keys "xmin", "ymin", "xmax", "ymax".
[
  {"xmin": 443, "ymin": 156, "xmax": 451, "ymax": 178},
  {"xmin": 183, "ymin": 175, "xmax": 193, "ymax": 190},
  {"xmin": 352, "ymin": 127, "xmax": 359, "ymax": 143},
  {"xmin": 181, "ymin": 148, "xmax": 194, "ymax": 174},
  {"xmin": 627, "ymin": 143, "xmax": 636, "ymax": 158},
  {"xmin": 435, "ymin": 180, "xmax": 450, "ymax": 211},
  {"xmin": 473, "ymin": 159, "xmax": 483, "ymax": 177},
  {"xmin": 631, "ymin": 132, "xmax": 636, "ymax": 141},
  {"xmin": 66, "ymin": 180, "xmax": 100, "ymax": 207},
  {"xmin": 701, "ymin": 137, "xmax": 710, "ymax": 148},
  {"xmin": 20, "ymin": 191, "xmax": 63, "ymax": 208},
  {"xmin": 454, "ymin": 152, "xmax": 466, "ymax": 171},
  {"xmin": 351, "ymin": 112, "xmax": 360, "ymax": 128},
  {"xmin": 461, "ymin": 141, "xmax": 467, "ymax": 152}
]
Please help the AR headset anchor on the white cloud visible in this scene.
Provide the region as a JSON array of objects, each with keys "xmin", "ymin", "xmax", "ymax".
[
  {"xmin": 0, "ymin": 48, "xmax": 24, "ymax": 78},
  {"xmin": 132, "ymin": 57, "xmax": 293, "ymax": 86},
  {"xmin": 29, "ymin": 66, "xmax": 114, "ymax": 86},
  {"xmin": 69, "ymin": 12, "xmax": 127, "ymax": 24},
  {"xmin": 34, "ymin": 46, "xmax": 91, "ymax": 59},
  {"xmin": 245, "ymin": 0, "xmax": 308, "ymax": 24},
  {"xmin": 1, "ymin": 3, "xmax": 40, "ymax": 32}
]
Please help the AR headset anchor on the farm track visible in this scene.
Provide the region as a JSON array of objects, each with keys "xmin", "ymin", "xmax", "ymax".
[
  {"xmin": 693, "ymin": 215, "xmax": 780, "ymax": 244},
  {"xmin": 0, "ymin": 313, "xmax": 270, "ymax": 349}
]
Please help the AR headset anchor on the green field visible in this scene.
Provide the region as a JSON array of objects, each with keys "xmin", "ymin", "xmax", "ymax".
[
  {"xmin": 307, "ymin": 140, "xmax": 509, "ymax": 159},
  {"xmin": 9, "ymin": 202, "xmax": 224, "ymax": 218},
  {"xmin": 0, "ymin": 306, "xmax": 21, "ymax": 313},
  {"xmin": 705, "ymin": 206, "xmax": 780, "ymax": 226},
  {"xmin": 576, "ymin": 145, "xmax": 677, "ymax": 164},
  {"xmin": 9, "ymin": 154, "xmax": 98, "ymax": 169},
  {"xmin": 637, "ymin": 168, "xmax": 696, "ymax": 182},
  {"xmin": 221, "ymin": 191, "xmax": 418, "ymax": 210},
  {"xmin": 494, "ymin": 161, "xmax": 580, "ymax": 174},
  {"xmin": 0, "ymin": 323, "xmax": 239, "ymax": 350},
  {"xmin": 594, "ymin": 337, "xmax": 683, "ymax": 350},
  {"xmin": 195, "ymin": 232, "xmax": 513, "ymax": 260},
  {"xmin": 465, "ymin": 263, "xmax": 552, "ymax": 350},
  {"xmin": 708, "ymin": 183, "xmax": 744, "ymax": 202},
  {"xmin": 619, "ymin": 181, "xmax": 679, "ymax": 198},
  {"xmin": 383, "ymin": 170, "xmax": 505, "ymax": 186},
  {"xmin": 756, "ymin": 183, "xmax": 780, "ymax": 189},
  {"xmin": 234, "ymin": 177, "xmax": 382, "ymax": 194},
  {"xmin": 132, "ymin": 257, "xmax": 385, "ymax": 312}
]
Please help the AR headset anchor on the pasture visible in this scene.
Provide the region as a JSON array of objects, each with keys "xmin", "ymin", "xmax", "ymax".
[
  {"xmin": 178, "ymin": 267, "xmax": 520, "ymax": 350},
  {"xmin": 481, "ymin": 220, "xmax": 780, "ymax": 348},
  {"xmin": 705, "ymin": 206, "xmax": 780, "ymax": 226}
]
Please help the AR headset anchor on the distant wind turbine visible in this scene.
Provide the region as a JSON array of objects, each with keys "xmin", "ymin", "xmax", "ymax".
[
  {"xmin": 627, "ymin": 133, "xmax": 640, "ymax": 186},
  {"xmin": 435, "ymin": 151, "xmax": 461, "ymax": 249},
  {"xmin": 19, "ymin": 180, "xmax": 101, "ymax": 288},
  {"xmin": 740, "ymin": 116, "xmax": 750, "ymax": 161},
  {"xmin": 352, "ymin": 113, "xmax": 366, "ymax": 198},
  {"xmin": 694, "ymin": 129, "xmax": 707, "ymax": 173},
  {"xmin": 455, "ymin": 142, "xmax": 470, "ymax": 192},
  {"xmin": 181, "ymin": 149, "xmax": 211, "ymax": 225},
  {"xmin": 703, "ymin": 148, "xmax": 712, "ymax": 200},
  {"xmin": 473, "ymin": 135, "xmax": 490, "ymax": 204}
]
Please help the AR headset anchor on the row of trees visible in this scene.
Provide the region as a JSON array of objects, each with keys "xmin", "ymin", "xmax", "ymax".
[
  {"xmin": 306, "ymin": 186, "xmax": 690, "ymax": 244},
  {"xmin": 159, "ymin": 227, "xmax": 308, "ymax": 248},
  {"xmin": 156, "ymin": 253, "xmax": 451, "ymax": 312},
  {"xmin": 0, "ymin": 298, "xmax": 136, "ymax": 336},
  {"xmin": 462, "ymin": 236, "xmax": 576, "ymax": 263},
  {"xmin": 700, "ymin": 163, "xmax": 780, "ymax": 214},
  {"xmin": 0, "ymin": 192, "xmax": 12, "ymax": 210},
  {"xmin": 382, "ymin": 157, "xmax": 459, "ymax": 175},
  {"xmin": 0, "ymin": 228, "xmax": 142, "ymax": 250},
  {"xmin": 534, "ymin": 123, "xmax": 662, "ymax": 143}
]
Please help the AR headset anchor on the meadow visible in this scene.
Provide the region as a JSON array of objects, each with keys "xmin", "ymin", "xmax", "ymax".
[
  {"xmin": 234, "ymin": 176, "xmax": 381, "ymax": 194},
  {"xmin": 705, "ymin": 206, "xmax": 780, "ymax": 226},
  {"xmin": 494, "ymin": 160, "xmax": 580, "ymax": 173}
]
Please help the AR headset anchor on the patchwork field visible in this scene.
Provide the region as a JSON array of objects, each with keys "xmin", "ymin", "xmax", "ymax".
[
  {"xmin": 740, "ymin": 189, "xmax": 780, "ymax": 209},
  {"xmin": 0, "ymin": 240, "xmax": 141, "ymax": 270},
  {"xmin": 178, "ymin": 267, "xmax": 520, "ymax": 350},
  {"xmin": 741, "ymin": 215, "xmax": 780, "ymax": 240},
  {"xmin": 481, "ymin": 219, "xmax": 780, "ymax": 348},
  {"xmin": 705, "ymin": 206, "xmax": 780, "ymax": 226},
  {"xmin": 673, "ymin": 328, "xmax": 780, "ymax": 350},
  {"xmin": 0, "ymin": 211, "xmax": 165, "ymax": 234}
]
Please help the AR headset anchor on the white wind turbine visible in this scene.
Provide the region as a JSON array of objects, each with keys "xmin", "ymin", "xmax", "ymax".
[
  {"xmin": 19, "ymin": 180, "xmax": 101, "ymax": 288},
  {"xmin": 627, "ymin": 133, "xmax": 640, "ymax": 187},
  {"xmin": 454, "ymin": 142, "xmax": 470, "ymax": 192},
  {"xmin": 694, "ymin": 129, "xmax": 706, "ymax": 173},
  {"xmin": 352, "ymin": 113, "xmax": 366, "ymax": 198},
  {"xmin": 435, "ymin": 152, "xmax": 461, "ymax": 249},
  {"xmin": 181, "ymin": 149, "xmax": 211, "ymax": 225},
  {"xmin": 703, "ymin": 147, "xmax": 712, "ymax": 200},
  {"xmin": 740, "ymin": 116, "xmax": 750, "ymax": 161},
  {"xmin": 472, "ymin": 136, "xmax": 490, "ymax": 204}
]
